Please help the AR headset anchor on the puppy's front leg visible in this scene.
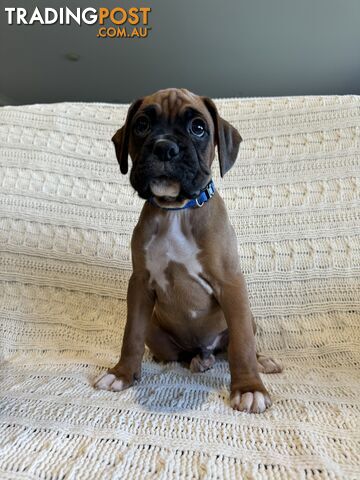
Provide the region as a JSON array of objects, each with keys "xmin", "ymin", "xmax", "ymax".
[
  {"xmin": 94, "ymin": 272, "xmax": 154, "ymax": 392},
  {"xmin": 218, "ymin": 275, "xmax": 271, "ymax": 413}
]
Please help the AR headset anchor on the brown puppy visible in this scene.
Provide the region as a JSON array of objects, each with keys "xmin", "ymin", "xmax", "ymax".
[{"xmin": 95, "ymin": 88, "xmax": 282, "ymax": 413}]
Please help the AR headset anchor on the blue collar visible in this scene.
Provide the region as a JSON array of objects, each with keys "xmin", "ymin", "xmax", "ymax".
[{"xmin": 148, "ymin": 179, "xmax": 216, "ymax": 211}]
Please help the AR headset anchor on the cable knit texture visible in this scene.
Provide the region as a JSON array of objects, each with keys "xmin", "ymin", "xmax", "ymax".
[{"xmin": 0, "ymin": 97, "xmax": 359, "ymax": 479}]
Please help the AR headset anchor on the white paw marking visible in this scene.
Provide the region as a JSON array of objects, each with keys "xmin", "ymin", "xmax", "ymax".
[
  {"xmin": 257, "ymin": 355, "xmax": 283, "ymax": 374},
  {"xmin": 231, "ymin": 391, "xmax": 271, "ymax": 413},
  {"xmin": 94, "ymin": 373, "xmax": 126, "ymax": 392}
]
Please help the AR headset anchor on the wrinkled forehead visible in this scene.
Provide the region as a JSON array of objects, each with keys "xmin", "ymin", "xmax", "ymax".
[{"xmin": 139, "ymin": 88, "xmax": 213, "ymax": 125}]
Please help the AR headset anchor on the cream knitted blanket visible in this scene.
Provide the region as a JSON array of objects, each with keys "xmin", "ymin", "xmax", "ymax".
[{"xmin": 0, "ymin": 96, "xmax": 359, "ymax": 479}]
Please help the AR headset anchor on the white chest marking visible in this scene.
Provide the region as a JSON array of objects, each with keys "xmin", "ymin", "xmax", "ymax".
[{"xmin": 145, "ymin": 215, "xmax": 211, "ymax": 294}]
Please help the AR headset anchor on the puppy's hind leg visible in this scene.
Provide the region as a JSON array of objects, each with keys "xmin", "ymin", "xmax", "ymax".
[
  {"xmin": 251, "ymin": 314, "xmax": 282, "ymax": 374},
  {"xmin": 257, "ymin": 353, "xmax": 283, "ymax": 374},
  {"xmin": 189, "ymin": 351, "xmax": 216, "ymax": 373},
  {"xmin": 251, "ymin": 314, "xmax": 282, "ymax": 373},
  {"xmin": 189, "ymin": 329, "xmax": 230, "ymax": 373},
  {"xmin": 145, "ymin": 317, "xmax": 182, "ymax": 363}
]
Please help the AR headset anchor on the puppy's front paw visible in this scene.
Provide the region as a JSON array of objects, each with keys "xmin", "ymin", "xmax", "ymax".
[
  {"xmin": 94, "ymin": 372, "xmax": 132, "ymax": 392},
  {"xmin": 230, "ymin": 390, "xmax": 272, "ymax": 413}
]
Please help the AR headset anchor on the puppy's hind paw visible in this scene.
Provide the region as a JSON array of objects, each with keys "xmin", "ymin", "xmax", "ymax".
[
  {"xmin": 257, "ymin": 354, "xmax": 283, "ymax": 374},
  {"xmin": 190, "ymin": 354, "xmax": 215, "ymax": 373}
]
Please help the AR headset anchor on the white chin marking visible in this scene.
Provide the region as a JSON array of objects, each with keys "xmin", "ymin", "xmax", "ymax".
[{"xmin": 150, "ymin": 178, "xmax": 181, "ymax": 198}]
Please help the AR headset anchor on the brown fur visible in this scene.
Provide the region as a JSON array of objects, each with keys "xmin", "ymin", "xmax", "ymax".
[{"xmin": 95, "ymin": 89, "xmax": 282, "ymax": 413}]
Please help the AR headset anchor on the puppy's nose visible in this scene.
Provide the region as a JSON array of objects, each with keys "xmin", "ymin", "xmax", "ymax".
[{"xmin": 153, "ymin": 139, "xmax": 179, "ymax": 161}]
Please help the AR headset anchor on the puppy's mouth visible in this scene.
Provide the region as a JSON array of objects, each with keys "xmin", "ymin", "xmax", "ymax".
[{"xmin": 149, "ymin": 177, "xmax": 181, "ymax": 201}]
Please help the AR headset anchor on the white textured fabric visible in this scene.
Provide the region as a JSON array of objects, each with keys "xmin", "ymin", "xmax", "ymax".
[{"xmin": 0, "ymin": 96, "xmax": 359, "ymax": 479}]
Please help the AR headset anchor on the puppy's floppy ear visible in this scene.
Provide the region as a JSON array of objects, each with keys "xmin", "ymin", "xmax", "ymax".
[
  {"xmin": 202, "ymin": 97, "xmax": 242, "ymax": 177},
  {"xmin": 112, "ymin": 98, "xmax": 143, "ymax": 174}
]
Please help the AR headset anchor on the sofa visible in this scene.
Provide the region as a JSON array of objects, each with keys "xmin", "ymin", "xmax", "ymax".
[{"xmin": 0, "ymin": 96, "xmax": 359, "ymax": 479}]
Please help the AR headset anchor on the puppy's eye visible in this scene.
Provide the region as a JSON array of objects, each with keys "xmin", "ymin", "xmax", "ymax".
[
  {"xmin": 189, "ymin": 118, "xmax": 206, "ymax": 137},
  {"xmin": 134, "ymin": 116, "xmax": 151, "ymax": 136}
]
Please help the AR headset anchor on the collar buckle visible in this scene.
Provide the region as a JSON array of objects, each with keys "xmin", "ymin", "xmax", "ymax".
[{"xmin": 205, "ymin": 182, "xmax": 215, "ymax": 199}]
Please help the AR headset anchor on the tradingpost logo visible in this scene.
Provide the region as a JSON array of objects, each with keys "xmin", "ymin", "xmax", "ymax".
[{"xmin": 3, "ymin": 6, "xmax": 152, "ymax": 38}]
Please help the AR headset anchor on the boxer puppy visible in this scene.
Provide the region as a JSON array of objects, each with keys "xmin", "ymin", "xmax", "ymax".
[{"xmin": 95, "ymin": 88, "xmax": 282, "ymax": 413}]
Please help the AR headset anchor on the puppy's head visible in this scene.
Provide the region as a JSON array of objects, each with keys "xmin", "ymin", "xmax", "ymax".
[{"xmin": 112, "ymin": 88, "xmax": 242, "ymax": 202}]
